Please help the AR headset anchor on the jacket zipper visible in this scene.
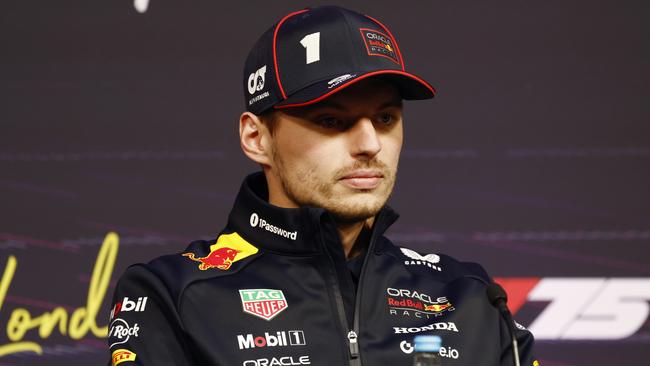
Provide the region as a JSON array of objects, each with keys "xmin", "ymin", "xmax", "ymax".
[
  {"xmin": 319, "ymin": 224, "xmax": 362, "ymax": 365},
  {"xmin": 348, "ymin": 330, "xmax": 359, "ymax": 356},
  {"xmin": 320, "ymin": 211, "xmax": 386, "ymax": 366},
  {"xmin": 321, "ymin": 246, "xmax": 360, "ymax": 365},
  {"xmin": 350, "ymin": 211, "xmax": 387, "ymax": 366}
]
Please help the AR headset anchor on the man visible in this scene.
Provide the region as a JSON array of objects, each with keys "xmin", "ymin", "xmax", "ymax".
[{"xmin": 107, "ymin": 5, "xmax": 536, "ymax": 366}]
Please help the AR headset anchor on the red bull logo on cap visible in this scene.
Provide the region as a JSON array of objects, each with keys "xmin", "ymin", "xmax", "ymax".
[{"xmin": 182, "ymin": 232, "xmax": 258, "ymax": 271}]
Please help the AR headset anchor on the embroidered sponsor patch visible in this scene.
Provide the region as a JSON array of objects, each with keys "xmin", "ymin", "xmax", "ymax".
[
  {"xmin": 386, "ymin": 287, "xmax": 455, "ymax": 318},
  {"xmin": 250, "ymin": 212, "xmax": 298, "ymax": 240},
  {"xmin": 328, "ymin": 74, "xmax": 357, "ymax": 89},
  {"xmin": 108, "ymin": 319, "xmax": 140, "ymax": 348},
  {"xmin": 182, "ymin": 232, "xmax": 259, "ymax": 270},
  {"xmin": 239, "ymin": 289, "xmax": 288, "ymax": 320},
  {"xmin": 360, "ymin": 28, "xmax": 400, "ymax": 64},
  {"xmin": 110, "ymin": 296, "xmax": 147, "ymax": 320},
  {"xmin": 393, "ymin": 321, "xmax": 459, "ymax": 334},
  {"xmin": 399, "ymin": 247, "xmax": 442, "ymax": 271},
  {"xmin": 398, "ymin": 341, "xmax": 461, "ymax": 359},
  {"xmin": 237, "ymin": 330, "xmax": 306, "ymax": 349},
  {"xmin": 112, "ymin": 349, "xmax": 136, "ymax": 365}
]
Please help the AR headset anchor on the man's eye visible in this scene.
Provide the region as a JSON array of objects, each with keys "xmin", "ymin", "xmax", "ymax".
[
  {"xmin": 316, "ymin": 117, "xmax": 342, "ymax": 128},
  {"xmin": 377, "ymin": 113, "xmax": 395, "ymax": 125}
]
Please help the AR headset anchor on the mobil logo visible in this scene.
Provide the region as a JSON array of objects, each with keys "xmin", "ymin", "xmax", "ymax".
[
  {"xmin": 237, "ymin": 330, "xmax": 306, "ymax": 349},
  {"xmin": 239, "ymin": 289, "xmax": 288, "ymax": 321},
  {"xmin": 110, "ymin": 296, "xmax": 148, "ymax": 320}
]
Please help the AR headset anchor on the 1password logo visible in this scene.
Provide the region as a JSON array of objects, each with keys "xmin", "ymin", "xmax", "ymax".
[{"xmin": 249, "ymin": 213, "xmax": 297, "ymax": 240}]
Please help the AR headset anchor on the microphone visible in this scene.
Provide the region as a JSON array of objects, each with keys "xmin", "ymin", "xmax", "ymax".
[{"xmin": 486, "ymin": 282, "xmax": 521, "ymax": 366}]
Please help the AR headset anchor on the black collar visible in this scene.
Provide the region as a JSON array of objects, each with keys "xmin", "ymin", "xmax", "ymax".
[{"xmin": 226, "ymin": 172, "xmax": 399, "ymax": 255}]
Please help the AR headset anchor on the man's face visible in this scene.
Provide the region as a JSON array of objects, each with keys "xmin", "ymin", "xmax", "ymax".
[{"xmin": 265, "ymin": 78, "xmax": 403, "ymax": 222}]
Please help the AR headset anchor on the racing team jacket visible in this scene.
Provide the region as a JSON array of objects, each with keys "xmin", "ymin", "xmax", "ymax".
[{"xmin": 107, "ymin": 172, "xmax": 536, "ymax": 366}]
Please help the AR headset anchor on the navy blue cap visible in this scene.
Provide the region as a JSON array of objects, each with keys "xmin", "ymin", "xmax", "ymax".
[{"xmin": 243, "ymin": 5, "xmax": 436, "ymax": 114}]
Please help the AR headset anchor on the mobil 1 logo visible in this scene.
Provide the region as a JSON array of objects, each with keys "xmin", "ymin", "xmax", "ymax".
[
  {"xmin": 110, "ymin": 296, "xmax": 148, "ymax": 320},
  {"xmin": 237, "ymin": 330, "xmax": 306, "ymax": 349}
]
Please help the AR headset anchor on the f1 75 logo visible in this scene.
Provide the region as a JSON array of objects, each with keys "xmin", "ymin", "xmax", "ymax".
[{"xmin": 497, "ymin": 277, "xmax": 650, "ymax": 340}]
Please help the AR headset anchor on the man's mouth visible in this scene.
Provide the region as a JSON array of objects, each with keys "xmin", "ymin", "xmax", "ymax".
[{"xmin": 339, "ymin": 171, "xmax": 384, "ymax": 189}]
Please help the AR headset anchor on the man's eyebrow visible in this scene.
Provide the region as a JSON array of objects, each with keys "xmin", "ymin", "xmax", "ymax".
[{"xmin": 378, "ymin": 99, "xmax": 403, "ymax": 110}]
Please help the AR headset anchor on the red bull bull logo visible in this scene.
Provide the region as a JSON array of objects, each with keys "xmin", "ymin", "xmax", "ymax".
[
  {"xmin": 424, "ymin": 303, "xmax": 452, "ymax": 312},
  {"xmin": 182, "ymin": 232, "xmax": 259, "ymax": 271},
  {"xmin": 386, "ymin": 287, "xmax": 455, "ymax": 319},
  {"xmin": 360, "ymin": 28, "xmax": 400, "ymax": 65},
  {"xmin": 183, "ymin": 247, "xmax": 240, "ymax": 270}
]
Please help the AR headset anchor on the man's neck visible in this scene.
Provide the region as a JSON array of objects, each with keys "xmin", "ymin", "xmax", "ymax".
[
  {"xmin": 336, "ymin": 217, "xmax": 375, "ymax": 260},
  {"xmin": 264, "ymin": 172, "xmax": 376, "ymax": 259}
]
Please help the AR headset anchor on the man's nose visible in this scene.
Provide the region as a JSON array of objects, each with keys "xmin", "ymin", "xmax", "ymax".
[{"xmin": 349, "ymin": 118, "xmax": 382, "ymax": 158}]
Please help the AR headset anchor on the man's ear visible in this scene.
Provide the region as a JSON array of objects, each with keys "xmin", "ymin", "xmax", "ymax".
[{"xmin": 239, "ymin": 111, "xmax": 273, "ymax": 166}]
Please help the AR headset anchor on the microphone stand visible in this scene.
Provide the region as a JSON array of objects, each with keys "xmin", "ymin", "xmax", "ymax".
[{"xmin": 486, "ymin": 282, "xmax": 521, "ymax": 366}]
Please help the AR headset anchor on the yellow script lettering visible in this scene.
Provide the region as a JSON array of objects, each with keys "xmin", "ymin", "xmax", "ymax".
[{"xmin": 0, "ymin": 232, "xmax": 119, "ymax": 357}]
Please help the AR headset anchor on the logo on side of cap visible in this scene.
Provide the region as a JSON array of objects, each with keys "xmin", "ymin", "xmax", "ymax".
[
  {"xmin": 360, "ymin": 28, "xmax": 400, "ymax": 65},
  {"xmin": 248, "ymin": 65, "xmax": 271, "ymax": 106},
  {"xmin": 247, "ymin": 65, "xmax": 267, "ymax": 95},
  {"xmin": 328, "ymin": 74, "xmax": 357, "ymax": 89}
]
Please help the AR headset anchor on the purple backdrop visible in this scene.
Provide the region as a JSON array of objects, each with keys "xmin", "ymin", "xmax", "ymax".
[{"xmin": 1, "ymin": 1, "xmax": 649, "ymax": 365}]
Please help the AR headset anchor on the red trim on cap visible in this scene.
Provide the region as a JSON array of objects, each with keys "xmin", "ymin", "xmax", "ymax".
[
  {"xmin": 273, "ymin": 69, "xmax": 436, "ymax": 109},
  {"xmin": 273, "ymin": 9, "xmax": 310, "ymax": 100},
  {"xmin": 364, "ymin": 14, "xmax": 405, "ymax": 70}
]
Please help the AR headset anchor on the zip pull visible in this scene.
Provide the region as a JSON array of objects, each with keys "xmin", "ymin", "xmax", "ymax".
[{"xmin": 347, "ymin": 330, "xmax": 359, "ymax": 358}]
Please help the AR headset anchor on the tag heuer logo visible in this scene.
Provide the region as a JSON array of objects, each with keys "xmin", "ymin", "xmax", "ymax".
[{"xmin": 239, "ymin": 289, "xmax": 288, "ymax": 321}]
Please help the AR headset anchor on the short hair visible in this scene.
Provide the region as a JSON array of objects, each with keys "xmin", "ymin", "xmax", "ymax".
[{"xmin": 259, "ymin": 109, "xmax": 279, "ymax": 135}]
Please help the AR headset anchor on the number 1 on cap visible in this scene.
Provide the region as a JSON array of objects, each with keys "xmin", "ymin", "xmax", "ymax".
[{"xmin": 300, "ymin": 32, "xmax": 321, "ymax": 64}]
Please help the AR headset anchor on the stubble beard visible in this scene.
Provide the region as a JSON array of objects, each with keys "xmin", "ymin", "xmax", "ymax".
[{"xmin": 273, "ymin": 148, "xmax": 397, "ymax": 223}]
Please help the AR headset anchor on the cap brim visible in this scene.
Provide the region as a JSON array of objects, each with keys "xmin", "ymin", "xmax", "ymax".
[{"xmin": 274, "ymin": 70, "xmax": 435, "ymax": 109}]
